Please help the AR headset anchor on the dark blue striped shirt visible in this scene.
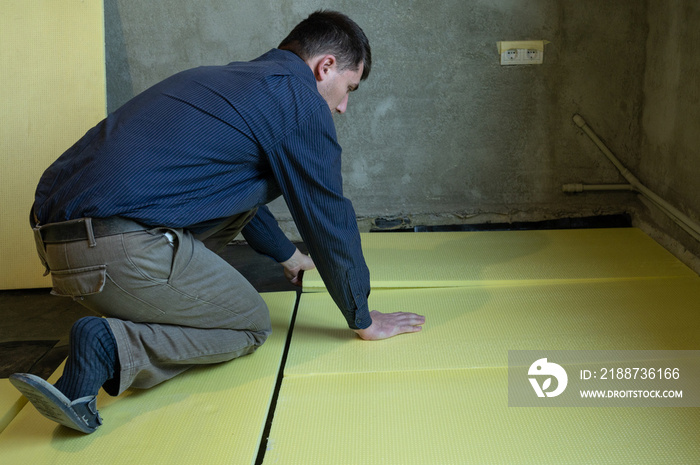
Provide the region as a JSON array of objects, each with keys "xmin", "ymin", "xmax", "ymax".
[{"xmin": 34, "ymin": 49, "xmax": 371, "ymax": 329}]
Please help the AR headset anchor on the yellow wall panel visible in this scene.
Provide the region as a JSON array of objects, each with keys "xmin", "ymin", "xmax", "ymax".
[{"xmin": 0, "ymin": 0, "xmax": 106, "ymax": 289}]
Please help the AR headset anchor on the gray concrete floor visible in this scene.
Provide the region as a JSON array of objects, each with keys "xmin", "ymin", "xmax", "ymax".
[{"xmin": 0, "ymin": 243, "xmax": 304, "ymax": 380}]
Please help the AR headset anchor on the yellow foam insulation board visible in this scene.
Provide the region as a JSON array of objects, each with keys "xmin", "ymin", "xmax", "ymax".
[
  {"xmin": 286, "ymin": 278, "xmax": 700, "ymax": 376},
  {"xmin": 0, "ymin": 380, "xmax": 27, "ymax": 434},
  {"xmin": 0, "ymin": 292, "xmax": 295, "ymax": 465},
  {"xmin": 0, "ymin": 351, "xmax": 63, "ymax": 434},
  {"xmin": 263, "ymin": 368, "xmax": 700, "ymax": 464},
  {"xmin": 302, "ymin": 229, "xmax": 697, "ymax": 291},
  {"xmin": 0, "ymin": 0, "xmax": 106, "ymax": 290}
]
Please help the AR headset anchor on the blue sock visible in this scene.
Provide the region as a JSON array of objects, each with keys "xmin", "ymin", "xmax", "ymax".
[{"xmin": 54, "ymin": 317, "xmax": 118, "ymax": 400}]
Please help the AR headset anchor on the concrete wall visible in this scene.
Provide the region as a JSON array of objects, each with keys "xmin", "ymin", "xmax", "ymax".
[
  {"xmin": 635, "ymin": 1, "xmax": 700, "ymax": 269},
  {"xmin": 104, "ymin": 1, "xmax": 649, "ymax": 233}
]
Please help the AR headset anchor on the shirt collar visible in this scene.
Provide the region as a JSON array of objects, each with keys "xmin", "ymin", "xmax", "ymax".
[{"xmin": 251, "ymin": 48, "xmax": 316, "ymax": 87}]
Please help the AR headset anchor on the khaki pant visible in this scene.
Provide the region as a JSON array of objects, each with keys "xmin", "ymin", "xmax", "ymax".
[{"xmin": 34, "ymin": 210, "xmax": 270, "ymax": 395}]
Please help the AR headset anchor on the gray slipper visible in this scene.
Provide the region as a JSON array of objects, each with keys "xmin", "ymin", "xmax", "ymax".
[{"xmin": 9, "ymin": 373, "xmax": 102, "ymax": 434}]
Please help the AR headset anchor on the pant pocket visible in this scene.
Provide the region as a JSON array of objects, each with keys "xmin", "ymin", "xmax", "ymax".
[
  {"xmin": 50, "ymin": 265, "xmax": 107, "ymax": 298},
  {"xmin": 121, "ymin": 229, "xmax": 177, "ymax": 282}
]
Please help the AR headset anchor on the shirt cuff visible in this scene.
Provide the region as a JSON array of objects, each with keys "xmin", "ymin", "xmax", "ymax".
[
  {"xmin": 350, "ymin": 305, "xmax": 372, "ymax": 330},
  {"xmin": 274, "ymin": 241, "xmax": 298, "ymax": 263},
  {"xmin": 342, "ymin": 265, "xmax": 372, "ymax": 329}
]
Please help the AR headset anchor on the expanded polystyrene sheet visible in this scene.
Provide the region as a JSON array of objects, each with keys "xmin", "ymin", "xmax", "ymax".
[
  {"xmin": 302, "ymin": 229, "xmax": 697, "ymax": 291},
  {"xmin": 0, "ymin": 380, "xmax": 27, "ymax": 434},
  {"xmin": 287, "ymin": 278, "xmax": 700, "ymax": 376},
  {"xmin": 263, "ymin": 368, "xmax": 700, "ymax": 464}
]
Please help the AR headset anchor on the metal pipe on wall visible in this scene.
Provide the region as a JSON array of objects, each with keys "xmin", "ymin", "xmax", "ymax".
[
  {"xmin": 568, "ymin": 114, "xmax": 700, "ymax": 242},
  {"xmin": 562, "ymin": 183, "xmax": 634, "ymax": 193}
]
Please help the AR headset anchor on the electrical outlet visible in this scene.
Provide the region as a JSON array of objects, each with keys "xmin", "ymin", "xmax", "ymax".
[
  {"xmin": 497, "ymin": 40, "xmax": 548, "ymax": 66},
  {"xmin": 504, "ymin": 49, "xmax": 519, "ymax": 63},
  {"xmin": 500, "ymin": 48, "xmax": 543, "ymax": 65},
  {"xmin": 525, "ymin": 49, "xmax": 543, "ymax": 64}
]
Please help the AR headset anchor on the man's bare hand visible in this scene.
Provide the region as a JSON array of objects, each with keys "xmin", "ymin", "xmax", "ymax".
[
  {"xmin": 353, "ymin": 310, "xmax": 425, "ymax": 341},
  {"xmin": 280, "ymin": 248, "xmax": 315, "ymax": 286}
]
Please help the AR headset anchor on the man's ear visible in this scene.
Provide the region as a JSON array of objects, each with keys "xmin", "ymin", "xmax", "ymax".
[{"xmin": 312, "ymin": 54, "xmax": 337, "ymax": 82}]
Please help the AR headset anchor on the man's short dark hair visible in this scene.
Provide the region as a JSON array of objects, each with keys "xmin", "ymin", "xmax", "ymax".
[{"xmin": 279, "ymin": 10, "xmax": 371, "ymax": 80}]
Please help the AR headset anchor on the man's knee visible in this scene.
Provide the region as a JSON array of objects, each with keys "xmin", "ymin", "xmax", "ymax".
[
  {"xmin": 251, "ymin": 326, "xmax": 272, "ymax": 347},
  {"xmin": 251, "ymin": 298, "xmax": 272, "ymax": 346}
]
